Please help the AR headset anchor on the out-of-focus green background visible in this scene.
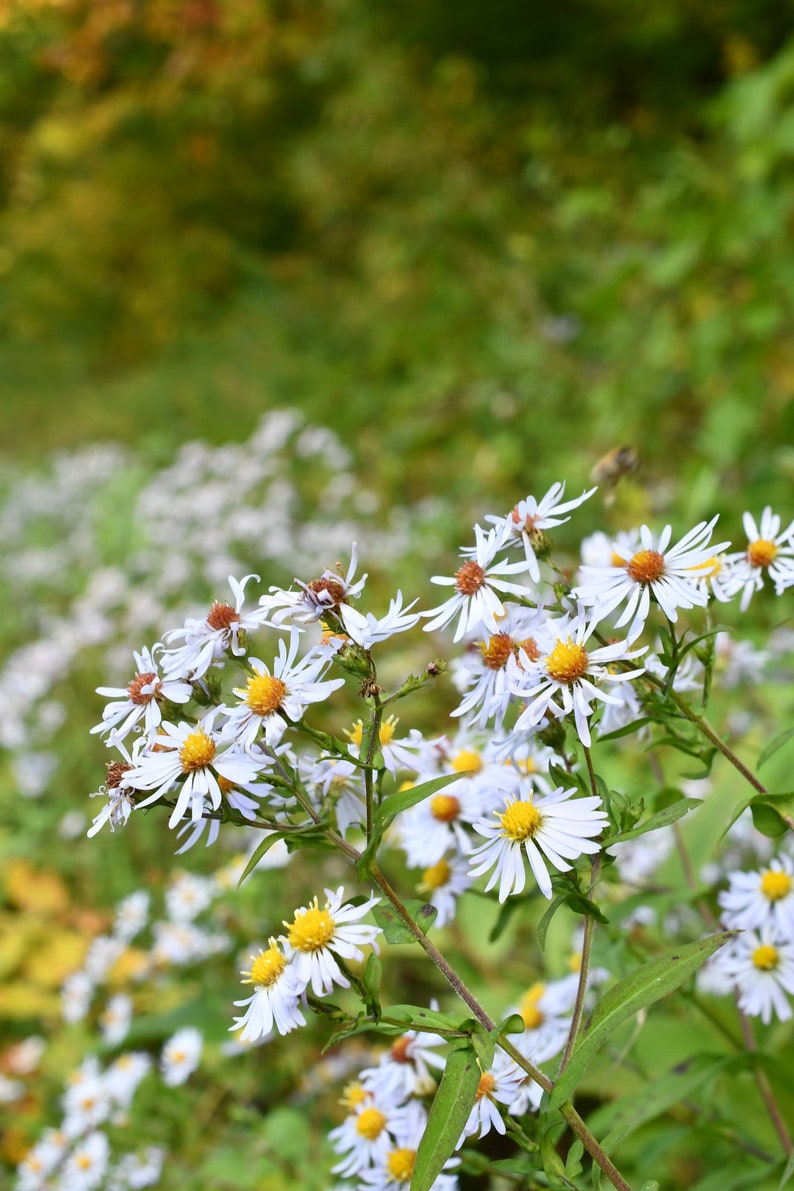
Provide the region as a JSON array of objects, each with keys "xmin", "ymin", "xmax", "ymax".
[{"xmin": 1, "ymin": 0, "xmax": 793, "ymax": 523}]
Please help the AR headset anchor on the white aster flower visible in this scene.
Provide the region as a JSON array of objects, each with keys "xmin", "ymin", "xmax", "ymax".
[
  {"xmin": 397, "ymin": 775, "xmax": 484, "ymax": 868},
  {"xmin": 713, "ymin": 632, "xmax": 768, "ymax": 688},
  {"xmin": 450, "ymin": 604, "xmax": 548, "ymax": 729},
  {"xmin": 62, "ymin": 971, "xmax": 94, "ymax": 1024},
  {"xmin": 329, "ymin": 1088, "xmax": 405, "ymax": 1178},
  {"xmin": 165, "ymin": 872, "xmax": 217, "ymax": 923},
  {"xmin": 362, "ymin": 1025, "xmax": 447, "ymax": 1101},
  {"xmin": 126, "ymin": 710, "xmax": 268, "ymax": 828},
  {"xmin": 423, "ymin": 525, "xmax": 530, "ymax": 643},
  {"xmin": 160, "ymin": 573, "xmax": 267, "ymax": 679},
  {"xmin": 160, "ymin": 1028, "xmax": 203, "ymax": 1086},
  {"xmin": 105, "ymin": 1053, "xmax": 151, "ymax": 1109},
  {"xmin": 91, "ymin": 645, "xmax": 193, "ymax": 744},
  {"xmin": 720, "ymin": 927, "xmax": 794, "ymax": 1024},
  {"xmin": 87, "ymin": 744, "xmax": 139, "ymax": 837},
  {"xmin": 106, "ymin": 1146, "xmax": 165, "ymax": 1191},
  {"xmin": 282, "ymin": 886, "xmax": 381, "ymax": 997},
  {"xmin": 722, "ymin": 507, "xmax": 794, "ymax": 611},
  {"xmin": 339, "ymin": 591, "xmax": 421, "ymax": 647},
  {"xmin": 259, "ymin": 544, "xmax": 367, "ymax": 625},
  {"xmin": 718, "ymin": 856, "xmax": 794, "ymax": 935},
  {"xmin": 358, "ymin": 1101, "xmax": 458, "ymax": 1191},
  {"xmin": 345, "ymin": 716, "xmax": 432, "ymax": 777},
  {"xmin": 60, "ymin": 1130, "xmax": 110, "ymax": 1191},
  {"xmin": 458, "ymin": 1050, "xmax": 525, "ymax": 1143},
  {"xmin": 508, "ymin": 613, "xmax": 645, "ymax": 748},
  {"xmin": 224, "ymin": 631, "xmax": 345, "ymax": 752},
  {"xmin": 15, "ymin": 1128, "xmax": 67, "ymax": 1191},
  {"xmin": 469, "ymin": 783, "xmax": 608, "ymax": 901},
  {"xmin": 231, "ymin": 938, "xmax": 306, "ymax": 1042},
  {"xmin": 574, "ymin": 516, "xmax": 730, "ymax": 640},
  {"xmin": 113, "ymin": 891, "xmax": 151, "ymax": 942},
  {"xmin": 487, "ymin": 481, "xmax": 597, "ymax": 581},
  {"xmin": 100, "ymin": 994, "xmax": 133, "ymax": 1047},
  {"xmin": 415, "ymin": 852, "xmax": 473, "ymax": 928}
]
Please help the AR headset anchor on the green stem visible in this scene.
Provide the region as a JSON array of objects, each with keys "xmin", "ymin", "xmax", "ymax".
[
  {"xmin": 559, "ymin": 746, "xmax": 602, "ymax": 1072},
  {"xmin": 363, "ymin": 682, "xmax": 383, "ymax": 841},
  {"xmin": 363, "ymin": 860, "xmax": 633, "ymax": 1191}
]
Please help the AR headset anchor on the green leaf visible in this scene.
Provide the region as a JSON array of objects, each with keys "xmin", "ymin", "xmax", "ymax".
[
  {"xmin": 411, "ymin": 1043, "xmax": 480, "ymax": 1191},
  {"xmin": 748, "ymin": 792, "xmax": 794, "ymax": 837},
  {"xmin": 375, "ymin": 771, "xmax": 465, "ymax": 827},
  {"xmin": 236, "ymin": 828, "xmax": 299, "ymax": 886},
  {"xmin": 491, "ymin": 1156, "xmax": 541, "ymax": 1175},
  {"xmin": 589, "ymin": 1054, "xmax": 733, "ymax": 1155},
  {"xmin": 605, "ymin": 798, "xmax": 702, "ymax": 845},
  {"xmin": 540, "ymin": 1128, "xmax": 580, "ymax": 1189},
  {"xmin": 499, "ymin": 1012, "xmax": 525, "ymax": 1037},
  {"xmin": 549, "ymin": 932, "xmax": 736, "ymax": 1109},
  {"xmin": 371, "ymin": 900, "xmax": 437, "ymax": 944},
  {"xmin": 459, "ymin": 1017, "xmax": 495, "ymax": 1069},
  {"xmin": 361, "ymin": 953, "xmax": 382, "ymax": 1017},
  {"xmin": 385, "ymin": 1004, "xmax": 463, "ymax": 1035},
  {"xmin": 759, "ymin": 728, "xmax": 794, "ymax": 770}
]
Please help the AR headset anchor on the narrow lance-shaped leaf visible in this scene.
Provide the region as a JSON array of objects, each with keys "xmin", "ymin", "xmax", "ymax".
[
  {"xmin": 549, "ymin": 931, "xmax": 736, "ymax": 1109},
  {"xmin": 410, "ymin": 1042, "xmax": 480, "ymax": 1191},
  {"xmin": 375, "ymin": 771, "xmax": 468, "ymax": 828}
]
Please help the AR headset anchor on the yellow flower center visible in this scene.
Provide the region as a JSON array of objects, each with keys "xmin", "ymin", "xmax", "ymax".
[
  {"xmin": 286, "ymin": 901, "xmax": 335, "ymax": 952},
  {"xmin": 453, "ymin": 748, "xmax": 482, "ymax": 774},
  {"xmin": 760, "ymin": 870, "xmax": 792, "ymax": 902},
  {"xmin": 179, "ymin": 729, "xmax": 216, "ymax": 772},
  {"xmin": 340, "ymin": 1081, "xmax": 367, "ymax": 1110},
  {"xmin": 386, "ymin": 1148, "xmax": 416, "ymax": 1182},
  {"xmin": 455, "ymin": 560, "xmax": 486, "ymax": 595},
  {"xmin": 499, "ymin": 799, "xmax": 542, "ymax": 842},
  {"xmin": 245, "ymin": 673, "xmax": 287, "ymax": 715},
  {"xmin": 77, "ymin": 1155, "xmax": 93, "ymax": 1171},
  {"xmin": 379, "ymin": 716, "xmax": 398, "ymax": 745},
  {"xmin": 626, "ymin": 548, "xmax": 665, "ymax": 585},
  {"xmin": 519, "ymin": 983, "xmax": 546, "ymax": 1030},
  {"xmin": 420, "ymin": 858, "xmax": 451, "ymax": 891},
  {"xmin": 752, "ymin": 944, "xmax": 779, "ymax": 971},
  {"xmin": 431, "ymin": 794, "xmax": 460, "ymax": 823},
  {"xmin": 248, "ymin": 942, "xmax": 286, "ymax": 988},
  {"xmin": 691, "ymin": 555, "xmax": 722, "ymax": 581},
  {"xmin": 476, "ymin": 1071, "xmax": 496, "ymax": 1100},
  {"xmin": 747, "ymin": 539, "xmax": 778, "ymax": 569},
  {"xmin": 347, "ymin": 720, "xmax": 364, "ymax": 748},
  {"xmin": 356, "ymin": 1107, "xmax": 387, "ymax": 1140},
  {"xmin": 611, "ymin": 549, "xmax": 626, "ymax": 567},
  {"xmin": 546, "ymin": 639, "xmax": 589, "ymax": 683}
]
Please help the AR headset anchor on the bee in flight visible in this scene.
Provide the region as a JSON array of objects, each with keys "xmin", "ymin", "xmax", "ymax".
[{"xmin": 590, "ymin": 446, "xmax": 639, "ymax": 505}]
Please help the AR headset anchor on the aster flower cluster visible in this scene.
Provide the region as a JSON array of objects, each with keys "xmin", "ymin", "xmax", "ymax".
[
  {"xmin": 46, "ymin": 468, "xmax": 794, "ymax": 1191},
  {"xmin": 14, "ymin": 870, "xmax": 248, "ymax": 1191}
]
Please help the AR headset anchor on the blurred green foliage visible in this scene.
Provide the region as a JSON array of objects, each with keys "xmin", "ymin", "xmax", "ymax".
[{"xmin": 0, "ymin": 0, "xmax": 792, "ymax": 527}]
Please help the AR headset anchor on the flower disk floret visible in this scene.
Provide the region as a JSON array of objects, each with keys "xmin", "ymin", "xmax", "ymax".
[{"xmin": 469, "ymin": 783, "xmax": 608, "ymax": 900}]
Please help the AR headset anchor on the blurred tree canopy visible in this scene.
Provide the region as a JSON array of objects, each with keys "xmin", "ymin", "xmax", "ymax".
[{"xmin": 1, "ymin": 0, "xmax": 793, "ymax": 518}]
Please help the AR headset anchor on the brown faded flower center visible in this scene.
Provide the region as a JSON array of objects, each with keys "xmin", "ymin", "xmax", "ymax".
[
  {"xmin": 481, "ymin": 631, "xmax": 514, "ymax": 669},
  {"xmin": 127, "ymin": 672, "xmax": 159, "ymax": 704},
  {"xmin": 207, "ymin": 602, "xmax": 239, "ymax": 631},
  {"xmin": 390, "ymin": 1036, "xmax": 412, "ymax": 1064},
  {"xmin": 106, "ymin": 761, "xmax": 133, "ymax": 788},
  {"xmin": 626, "ymin": 549, "xmax": 665, "ymax": 585},
  {"xmin": 747, "ymin": 539, "xmax": 778, "ymax": 569},
  {"xmin": 307, "ymin": 577, "xmax": 346, "ymax": 605},
  {"xmin": 455, "ymin": 560, "xmax": 486, "ymax": 596},
  {"xmin": 546, "ymin": 640, "xmax": 589, "ymax": 683}
]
